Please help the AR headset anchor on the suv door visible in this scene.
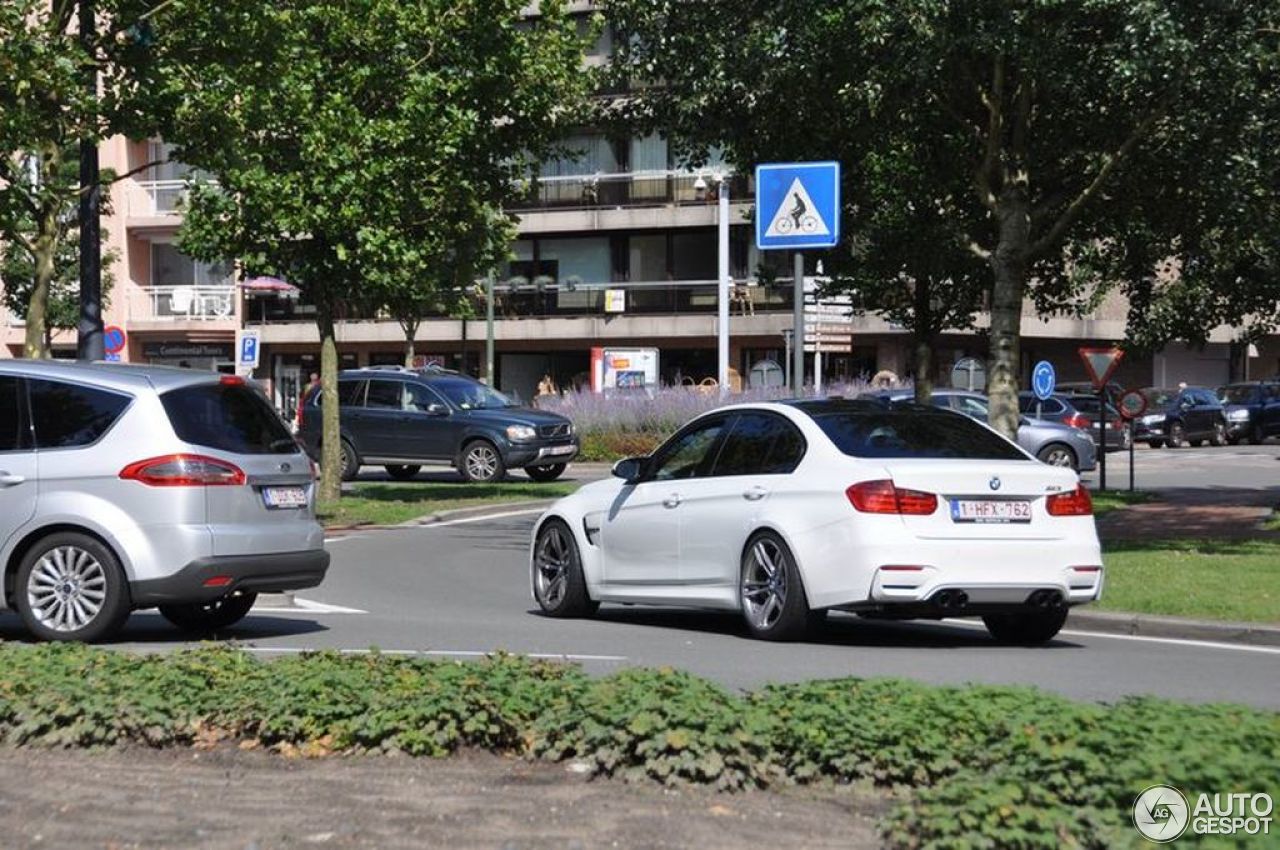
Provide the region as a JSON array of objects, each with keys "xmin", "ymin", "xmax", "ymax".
[
  {"xmin": 601, "ymin": 416, "xmax": 729, "ymax": 586},
  {"xmin": 680, "ymin": 412, "xmax": 807, "ymax": 586},
  {"xmin": 359, "ymin": 379, "xmax": 408, "ymax": 458},
  {"xmin": 402, "ymin": 382, "xmax": 455, "ymax": 459},
  {"xmin": 0, "ymin": 375, "xmax": 36, "ymax": 551}
]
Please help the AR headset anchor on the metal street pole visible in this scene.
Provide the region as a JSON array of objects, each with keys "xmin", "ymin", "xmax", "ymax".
[
  {"xmin": 77, "ymin": 0, "xmax": 104, "ymax": 361},
  {"xmin": 1098, "ymin": 388, "xmax": 1108, "ymax": 491},
  {"xmin": 792, "ymin": 253, "xmax": 804, "ymax": 393},
  {"xmin": 484, "ymin": 273, "xmax": 495, "ymax": 386},
  {"xmin": 716, "ymin": 177, "xmax": 730, "ymax": 396}
]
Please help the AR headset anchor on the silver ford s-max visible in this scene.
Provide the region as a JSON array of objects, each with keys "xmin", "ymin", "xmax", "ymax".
[{"xmin": 0, "ymin": 360, "xmax": 329, "ymax": 642}]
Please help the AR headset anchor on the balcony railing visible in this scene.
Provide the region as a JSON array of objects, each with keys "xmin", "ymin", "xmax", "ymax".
[
  {"xmin": 127, "ymin": 285, "xmax": 238, "ymax": 322},
  {"xmin": 246, "ymin": 279, "xmax": 796, "ymax": 324},
  {"xmin": 509, "ymin": 171, "xmax": 749, "ymax": 212},
  {"xmin": 126, "ymin": 179, "xmax": 222, "ymax": 218}
]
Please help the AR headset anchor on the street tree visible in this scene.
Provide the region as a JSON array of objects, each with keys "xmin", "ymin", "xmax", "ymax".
[
  {"xmin": 605, "ymin": 0, "xmax": 1280, "ymax": 436},
  {"xmin": 166, "ymin": 0, "xmax": 590, "ymax": 499}
]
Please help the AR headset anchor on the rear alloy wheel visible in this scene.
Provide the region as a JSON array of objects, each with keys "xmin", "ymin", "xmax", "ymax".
[
  {"xmin": 1209, "ymin": 421, "xmax": 1228, "ymax": 447},
  {"xmin": 531, "ymin": 520, "xmax": 597, "ymax": 617},
  {"xmin": 460, "ymin": 440, "xmax": 505, "ymax": 483},
  {"xmin": 16, "ymin": 532, "xmax": 131, "ymax": 642},
  {"xmin": 159, "ymin": 592, "xmax": 257, "ymax": 633},
  {"xmin": 385, "ymin": 464, "xmax": 421, "ymax": 481},
  {"xmin": 339, "ymin": 439, "xmax": 361, "ymax": 481},
  {"xmin": 1036, "ymin": 443, "xmax": 1078, "ymax": 470},
  {"xmin": 525, "ymin": 463, "xmax": 567, "ymax": 482},
  {"xmin": 739, "ymin": 531, "xmax": 814, "ymax": 641},
  {"xmin": 1166, "ymin": 422, "xmax": 1186, "ymax": 448},
  {"xmin": 983, "ymin": 608, "xmax": 1069, "ymax": 645}
]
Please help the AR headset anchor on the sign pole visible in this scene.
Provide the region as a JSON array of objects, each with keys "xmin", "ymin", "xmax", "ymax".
[
  {"xmin": 793, "ymin": 252, "xmax": 804, "ymax": 393},
  {"xmin": 1129, "ymin": 419, "xmax": 1136, "ymax": 492},
  {"xmin": 717, "ymin": 178, "xmax": 730, "ymax": 396},
  {"xmin": 1098, "ymin": 388, "xmax": 1107, "ymax": 491}
]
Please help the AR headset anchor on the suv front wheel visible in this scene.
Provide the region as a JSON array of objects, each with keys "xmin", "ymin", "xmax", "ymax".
[
  {"xmin": 459, "ymin": 440, "xmax": 506, "ymax": 483},
  {"xmin": 15, "ymin": 532, "xmax": 131, "ymax": 642}
]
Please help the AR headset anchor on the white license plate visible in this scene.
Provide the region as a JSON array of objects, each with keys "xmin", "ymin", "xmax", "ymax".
[
  {"xmin": 263, "ymin": 486, "xmax": 308, "ymax": 509},
  {"xmin": 950, "ymin": 499, "xmax": 1032, "ymax": 523},
  {"xmin": 545, "ymin": 444, "xmax": 575, "ymax": 456}
]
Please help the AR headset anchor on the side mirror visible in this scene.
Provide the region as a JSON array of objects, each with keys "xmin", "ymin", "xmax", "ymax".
[
  {"xmin": 611, "ymin": 456, "xmax": 645, "ymax": 483},
  {"xmin": 425, "ymin": 403, "xmax": 449, "ymax": 416}
]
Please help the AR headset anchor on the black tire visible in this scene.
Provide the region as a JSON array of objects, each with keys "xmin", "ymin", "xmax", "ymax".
[
  {"xmin": 1166, "ymin": 422, "xmax": 1186, "ymax": 448},
  {"xmin": 739, "ymin": 531, "xmax": 812, "ymax": 641},
  {"xmin": 1036, "ymin": 443, "xmax": 1078, "ymax": 470},
  {"xmin": 1209, "ymin": 420, "xmax": 1227, "ymax": 447},
  {"xmin": 14, "ymin": 531, "xmax": 131, "ymax": 642},
  {"xmin": 1148, "ymin": 439, "xmax": 1164, "ymax": 449},
  {"xmin": 1228, "ymin": 436, "xmax": 1241, "ymax": 446},
  {"xmin": 385, "ymin": 464, "xmax": 421, "ymax": 481},
  {"xmin": 1190, "ymin": 439, "xmax": 1203, "ymax": 447},
  {"xmin": 525, "ymin": 463, "xmax": 567, "ymax": 482},
  {"xmin": 339, "ymin": 439, "xmax": 361, "ymax": 481},
  {"xmin": 531, "ymin": 519, "xmax": 597, "ymax": 618},
  {"xmin": 983, "ymin": 608, "xmax": 1069, "ymax": 645},
  {"xmin": 459, "ymin": 439, "xmax": 506, "ymax": 483},
  {"xmin": 159, "ymin": 592, "xmax": 257, "ymax": 633},
  {"xmin": 1250, "ymin": 423, "xmax": 1266, "ymax": 445}
]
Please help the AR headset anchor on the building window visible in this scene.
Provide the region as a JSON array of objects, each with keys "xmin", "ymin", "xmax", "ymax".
[{"xmin": 150, "ymin": 242, "xmax": 233, "ymax": 288}]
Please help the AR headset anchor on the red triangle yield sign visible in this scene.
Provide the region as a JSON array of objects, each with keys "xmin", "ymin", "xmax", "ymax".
[{"xmin": 1078, "ymin": 347, "xmax": 1124, "ymax": 389}]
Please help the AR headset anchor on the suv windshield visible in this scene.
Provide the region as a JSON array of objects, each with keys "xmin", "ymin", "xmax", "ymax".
[
  {"xmin": 162, "ymin": 382, "xmax": 297, "ymax": 455},
  {"xmin": 811, "ymin": 411, "xmax": 1027, "ymax": 460},
  {"xmin": 430, "ymin": 377, "xmax": 514, "ymax": 410},
  {"xmin": 1221, "ymin": 385, "xmax": 1261, "ymax": 404},
  {"xmin": 1143, "ymin": 388, "xmax": 1177, "ymax": 407}
]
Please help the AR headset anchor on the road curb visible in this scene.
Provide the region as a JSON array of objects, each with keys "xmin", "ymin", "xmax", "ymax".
[
  {"xmin": 398, "ymin": 499, "xmax": 555, "ymax": 527},
  {"xmin": 1066, "ymin": 609, "xmax": 1280, "ymax": 647}
]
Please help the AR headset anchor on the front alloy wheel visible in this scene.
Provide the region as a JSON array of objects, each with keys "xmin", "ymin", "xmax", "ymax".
[
  {"xmin": 739, "ymin": 532, "xmax": 814, "ymax": 641},
  {"xmin": 1167, "ymin": 422, "xmax": 1186, "ymax": 448},
  {"xmin": 460, "ymin": 440, "xmax": 505, "ymax": 483},
  {"xmin": 531, "ymin": 520, "xmax": 596, "ymax": 617}
]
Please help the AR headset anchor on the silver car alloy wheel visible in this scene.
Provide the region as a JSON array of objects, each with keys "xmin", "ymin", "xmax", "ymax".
[
  {"xmin": 466, "ymin": 445, "xmax": 499, "ymax": 480},
  {"xmin": 741, "ymin": 538, "xmax": 788, "ymax": 631},
  {"xmin": 1043, "ymin": 447, "xmax": 1074, "ymax": 467},
  {"xmin": 27, "ymin": 545, "xmax": 108, "ymax": 632},
  {"xmin": 534, "ymin": 525, "xmax": 570, "ymax": 607}
]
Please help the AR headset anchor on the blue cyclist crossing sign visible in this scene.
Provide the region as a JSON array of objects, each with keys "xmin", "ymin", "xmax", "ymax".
[{"xmin": 755, "ymin": 161, "xmax": 841, "ymax": 250}]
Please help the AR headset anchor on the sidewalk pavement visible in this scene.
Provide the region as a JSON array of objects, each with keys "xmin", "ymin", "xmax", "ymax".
[{"xmin": 1096, "ymin": 487, "xmax": 1279, "ymax": 541}]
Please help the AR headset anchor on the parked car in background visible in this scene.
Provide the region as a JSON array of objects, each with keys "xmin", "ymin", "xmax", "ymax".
[
  {"xmin": 1134, "ymin": 387, "xmax": 1228, "ymax": 448},
  {"xmin": 298, "ymin": 366, "xmax": 579, "ymax": 483},
  {"xmin": 860, "ymin": 389, "xmax": 1097, "ymax": 472},
  {"xmin": 0, "ymin": 361, "xmax": 329, "ymax": 642},
  {"xmin": 531, "ymin": 399, "xmax": 1102, "ymax": 645},
  {"xmin": 1018, "ymin": 392, "xmax": 1130, "ymax": 452},
  {"xmin": 1216, "ymin": 382, "xmax": 1280, "ymax": 444}
]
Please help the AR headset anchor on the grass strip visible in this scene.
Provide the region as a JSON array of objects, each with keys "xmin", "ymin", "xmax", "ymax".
[
  {"xmin": 0, "ymin": 644, "xmax": 1275, "ymax": 848},
  {"xmin": 319, "ymin": 481, "xmax": 577, "ymax": 527}
]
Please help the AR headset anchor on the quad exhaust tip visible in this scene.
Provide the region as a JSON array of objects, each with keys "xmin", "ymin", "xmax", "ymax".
[
  {"xmin": 1026, "ymin": 589, "xmax": 1066, "ymax": 610},
  {"xmin": 933, "ymin": 590, "xmax": 970, "ymax": 612}
]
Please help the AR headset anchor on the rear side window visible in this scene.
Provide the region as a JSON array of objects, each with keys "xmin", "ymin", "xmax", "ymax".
[
  {"xmin": 30, "ymin": 378, "xmax": 131, "ymax": 449},
  {"xmin": 813, "ymin": 411, "xmax": 1027, "ymax": 460},
  {"xmin": 1020, "ymin": 397, "xmax": 1065, "ymax": 414},
  {"xmin": 162, "ymin": 383, "xmax": 296, "ymax": 455},
  {"xmin": 0, "ymin": 376, "xmax": 27, "ymax": 451},
  {"xmin": 712, "ymin": 413, "xmax": 806, "ymax": 476},
  {"xmin": 365, "ymin": 380, "xmax": 403, "ymax": 409}
]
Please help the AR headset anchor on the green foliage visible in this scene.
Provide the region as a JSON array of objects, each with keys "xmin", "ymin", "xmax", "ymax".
[{"xmin": 1, "ymin": 644, "xmax": 1276, "ymax": 848}]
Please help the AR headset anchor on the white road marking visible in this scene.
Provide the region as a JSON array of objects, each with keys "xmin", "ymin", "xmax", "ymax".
[
  {"xmin": 252, "ymin": 598, "xmax": 368, "ymax": 615},
  {"xmin": 940, "ymin": 617, "xmax": 1280, "ymax": 655},
  {"xmin": 239, "ymin": 647, "xmax": 627, "ymax": 662},
  {"xmin": 414, "ymin": 508, "xmax": 547, "ymax": 528}
]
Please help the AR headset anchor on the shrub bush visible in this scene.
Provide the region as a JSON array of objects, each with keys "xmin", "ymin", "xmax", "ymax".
[{"xmin": 0, "ymin": 643, "xmax": 1275, "ymax": 848}]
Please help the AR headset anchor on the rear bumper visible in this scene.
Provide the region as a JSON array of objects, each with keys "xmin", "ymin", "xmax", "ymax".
[{"xmin": 130, "ymin": 548, "xmax": 330, "ymax": 606}]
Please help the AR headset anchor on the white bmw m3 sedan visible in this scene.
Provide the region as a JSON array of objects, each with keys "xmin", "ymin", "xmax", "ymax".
[{"xmin": 529, "ymin": 399, "xmax": 1103, "ymax": 643}]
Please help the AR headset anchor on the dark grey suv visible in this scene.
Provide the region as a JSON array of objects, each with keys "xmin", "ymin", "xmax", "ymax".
[{"xmin": 298, "ymin": 367, "xmax": 579, "ymax": 483}]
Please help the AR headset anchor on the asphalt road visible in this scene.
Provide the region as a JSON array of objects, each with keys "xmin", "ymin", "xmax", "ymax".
[
  {"xmin": 1081, "ymin": 441, "xmax": 1280, "ymax": 492},
  {"xmin": 5, "ymin": 507, "xmax": 1267, "ymax": 710}
]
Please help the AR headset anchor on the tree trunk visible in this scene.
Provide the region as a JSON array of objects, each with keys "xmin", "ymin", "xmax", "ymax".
[
  {"xmin": 23, "ymin": 203, "xmax": 60, "ymax": 360},
  {"xmin": 912, "ymin": 333, "xmax": 934, "ymax": 405},
  {"xmin": 401, "ymin": 318, "xmax": 419, "ymax": 368},
  {"xmin": 317, "ymin": 306, "xmax": 343, "ymax": 502},
  {"xmin": 987, "ymin": 190, "xmax": 1031, "ymax": 439}
]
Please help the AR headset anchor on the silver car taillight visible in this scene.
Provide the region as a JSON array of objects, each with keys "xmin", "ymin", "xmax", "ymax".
[{"xmin": 119, "ymin": 454, "xmax": 247, "ymax": 487}]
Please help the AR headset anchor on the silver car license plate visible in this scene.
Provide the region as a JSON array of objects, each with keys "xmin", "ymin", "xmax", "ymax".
[
  {"xmin": 950, "ymin": 499, "xmax": 1032, "ymax": 523},
  {"xmin": 263, "ymin": 486, "xmax": 308, "ymax": 509}
]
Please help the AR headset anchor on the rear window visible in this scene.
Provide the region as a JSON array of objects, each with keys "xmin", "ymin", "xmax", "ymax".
[
  {"xmin": 812, "ymin": 411, "xmax": 1027, "ymax": 460},
  {"xmin": 162, "ymin": 383, "xmax": 297, "ymax": 455}
]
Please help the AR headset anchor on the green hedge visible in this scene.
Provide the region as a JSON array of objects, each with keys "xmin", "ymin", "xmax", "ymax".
[{"xmin": 1, "ymin": 644, "xmax": 1276, "ymax": 848}]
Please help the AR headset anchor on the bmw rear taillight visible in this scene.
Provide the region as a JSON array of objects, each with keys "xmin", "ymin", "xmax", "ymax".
[
  {"xmin": 1046, "ymin": 484, "xmax": 1093, "ymax": 516},
  {"xmin": 120, "ymin": 454, "xmax": 246, "ymax": 487},
  {"xmin": 846, "ymin": 480, "xmax": 938, "ymax": 515}
]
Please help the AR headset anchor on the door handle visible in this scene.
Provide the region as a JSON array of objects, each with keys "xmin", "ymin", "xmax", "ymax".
[
  {"xmin": 0, "ymin": 472, "xmax": 25, "ymax": 487},
  {"xmin": 743, "ymin": 486, "xmax": 768, "ymax": 501},
  {"xmin": 663, "ymin": 493, "xmax": 682, "ymax": 508}
]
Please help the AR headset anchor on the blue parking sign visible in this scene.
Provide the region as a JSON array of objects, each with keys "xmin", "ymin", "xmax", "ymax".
[
  {"xmin": 1032, "ymin": 360, "xmax": 1056, "ymax": 401},
  {"xmin": 755, "ymin": 161, "xmax": 841, "ymax": 250}
]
